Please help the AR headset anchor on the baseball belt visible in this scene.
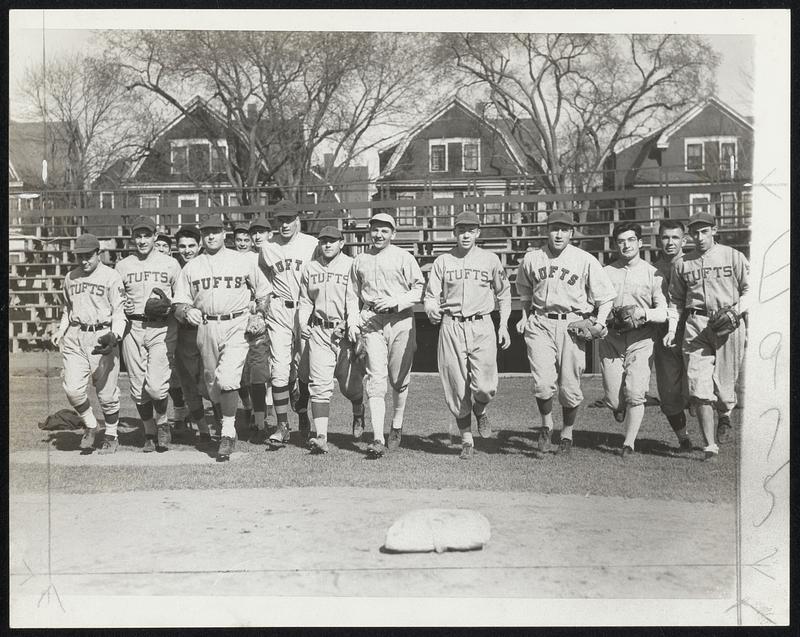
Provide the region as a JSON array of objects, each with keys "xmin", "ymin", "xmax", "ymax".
[
  {"xmin": 126, "ymin": 314, "xmax": 167, "ymax": 323},
  {"xmin": 71, "ymin": 321, "xmax": 111, "ymax": 332},
  {"xmin": 686, "ymin": 308, "xmax": 709, "ymax": 317},
  {"xmin": 311, "ymin": 317, "xmax": 341, "ymax": 329},
  {"xmin": 202, "ymin": 310, "xmax": 246, "ymax": 322},
  {"xmin": 272, "ymin": 295, "xmax": 297, "ymax": 309},
  {"xmin": 532, "ymin": 309, "xmax": 592, "ymax": 320},
  {"xmin": 446, "ymin": 313, "xmax": 486, "ymax": 323},
  {"xmin": 365, "ymin": 302, "xmax": 399, "ymax": 314}
]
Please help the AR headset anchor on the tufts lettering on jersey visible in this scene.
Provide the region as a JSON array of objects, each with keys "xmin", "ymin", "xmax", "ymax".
[
  {"xmin": 680, "ymin": 264, "xmax": 735, "ymax": 285},
  {"xmin": 122, "ymin": 271, "xmax": 171, "ymax": 284},
  {"xmin": 308, "ymin": 271, "xmax": 348, "ymax": 286},
  {"xmin": 266, "ymin": 258, "xmax": 304, "ymax": 274},
  {"xmin": 191, "ymin": 275, "xmax": 246, "ymax": 292},
  {"xmin": 68, "ymin": 281, "xmax": 107, "ymax": 297},
  {"xmin": 444, "ymin": 268, "xmax": 492, "ymax": 284},
  {"xmin": 532, "ymin": 265, "xmax": 581, "ymax": 286}
]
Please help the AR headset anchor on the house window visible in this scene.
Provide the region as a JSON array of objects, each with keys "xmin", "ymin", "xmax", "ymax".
[
  {"xmin": 178, "ymin": 194, "xmax": 199, "ymax": 208},
  {"xmin": 188, "ymin": 144, "xmax": 211, "ymax": 177},
  {"xmin": 720, "ymin": 142, "xmax": 737, "ymax": 176},
  {"xmin": 396, "ymin": 194, "xmax": 415, "ymax": 227},
  {"xmin": 171, "ymin": 147, "xmax": 188, "ymax": 175},
  {"xmin": 483, "ymin": 201, "xmax": 501, "ymax": 224},
  {"xmin": 212, "ymin": 145, "xmax": 228, "ymax": 173},
  {"xmin": 689, "ymin": 194, "xmax": 711, "ymax": 216},
  {"xmin": 100, "ymin": 192, "xmax": 114, "ymax": 209},
  {"xmin": 430, "ymin": 144, "xmax": 446, "ymax": 172},
  {"xmin": 170, "ymin": 139, "xmax": 228, "ymax": 175},
  {"xmin": 685, "ymin": 143, "xmax": 703, "ymax": 171},
  {"xmin": 228, "ymin": 193, "xmax": 240, "ymax": 207},
  {"xmin": 716, "ymin": 192, "xmax": 738, "ymax": 227},
  {"xmin": 463, "ymin": 142, "xmax": 480, "ymax": 172},
  {"xmin": 139, "ymin": 195, "xmax": 160, "ymax": 209},
  {"xmin": 650, "ymin": 195, "xmax": 670, "ymax": 219},
  {"xmin": 208, "ymin": 194, "xmax": 225, "ymax": 207}
]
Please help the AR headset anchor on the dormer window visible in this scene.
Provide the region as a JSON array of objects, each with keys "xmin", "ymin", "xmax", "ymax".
[
  {"xmin": 428, "ymin": 138, "xmax": 481, "ymax": 173},
  {"xmin": 170, "ymin": 139, "xmax": 228, "ymax": 176},
  {"xmin": 684, "ymin": 136, "xmax": 738, "ymax": 172}
]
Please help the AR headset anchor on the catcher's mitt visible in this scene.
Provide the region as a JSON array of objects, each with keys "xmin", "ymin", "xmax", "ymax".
[
  {"xmin": 144, "ymin": 288, "xmax": 172, "ymax": 320},
  {"xmin": 567, "ymin": 318, "xmax": 607, "ymax": 341},
  {"xmin": 91, "ymin": 331, "xmax": 118, "ymax": 356},
  {"xmin": 607, "ymin": 305, "xmax": 647, "ymax": 332},
  {"xmin": 245, "ymin": 312, "xmax": 268, "ymax": 340},
  {"xmin": 707, "ymin": 305, "xmax": 740, "ymax": 338}
]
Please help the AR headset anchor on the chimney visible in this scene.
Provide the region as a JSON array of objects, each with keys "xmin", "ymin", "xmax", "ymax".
[{"xmin": 247, "ymin": 103, "xmax": 258, "ymax": 122}]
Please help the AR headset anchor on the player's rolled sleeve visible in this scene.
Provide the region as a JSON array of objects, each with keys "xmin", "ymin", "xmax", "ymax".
[
  {"xmin": 735, "ymin": 253, "xmax": 751, "ymax": 313},
  {"xmin": 297, "ymin": 267, "xmax": 313, "ymax": 328},
  {"xmin": 423, "ymin": 259, "xmax": 444, "ymax": 314},
  {"xmin": 515, "ymin": 259, "xmax": 533, "ymax": 306},
  {"xmin": 396, "ymin": 255, "xmax": 424, "ymax": 311},
  {"xmin": 248, "ymin": 258, "xmax": 272, "ymax": 300},
  {"xmin": 108, "ymin": 272, "xmax": 128, "ymax": 337},
  {"xmin": 587, "ymin": 258, "xmax": 617, "ymax": 306},
  {"xmin": 493, "ymin": 262, "xmax": 511, "ymax": 323},
  {"xmin": 172, "ymin": 268, "xmax": 195, "ymax": 307}
]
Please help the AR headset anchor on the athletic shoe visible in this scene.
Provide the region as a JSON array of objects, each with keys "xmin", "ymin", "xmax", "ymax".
[
  {"xmin": 613, "ymin": 407, "xmax": 626, "ymax": 423},
  {"xmin": 557, "ymin": 438, "xmax": 573, "ymax": 455},
  {"xmin": 703, "ymin": 450, "xmax": 719, "ymax": 463},
  {"xmin": 309, "ymin": 435, "xmax": 329, "ymax": 455},
  {"xmin": 366, "ymin": 440, "xmax": 386, "ymax": 458},
  {"xmin": 537, "ymin": 427, "xmax": 553, "ymax": 453},
  {"xmin": 476, "ymin": 412, "xmax": 492, "ymax": 438},
  {"xmin": 79, "ymin": 427, "xmax": 97, "ymax": 450},
  {"xmin": 97, "ymin": 436, "xmax": 118, "ymax": 455},
  {"xmin": 620, "ymin": 444, "xmax": 634, "ymax": 459},
  {"xmin": 675, "ymin": 438, "xmax": 693, "ymax": 454},
  {"xmin": 156, "ymin": 423, "xmax": 172, "ymax": 451},
  {"xmin": 250, "ymin": 429, "xmax": 268, "ymax": 445},
  {"xmin": 217, "ymin": 436, "xmax": 235, "ymax": 462},
  {"xmin": 352, "ymin": 414, "xmax": 366, "ymax": 441},
  {"xmin": 268, "ymin": 424, "xmax": 290, "ymax": 449},
  {"xmin": 716, "ymin": 416, "xmax": 732, "ymax": 445},
  {"xmin": 459, "ymin": 441, "xmax": 474, "ymax": 460},
  {"xmin": 143, "ymin": 436, "xmax": 156, "ymax": 453},
  {"xmin": 197, "ymin": 432, "xmax": 213, "ymax": 448},
  {"xmin": 387, "ymin": 428, "xmax": 402, "ymax": 451},
  {"xmin": 450, "ymin": 434, "xmax": 462, "ymax": 447}
]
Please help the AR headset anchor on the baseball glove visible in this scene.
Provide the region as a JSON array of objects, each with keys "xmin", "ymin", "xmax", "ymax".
[
  {"xmin": 91, "ymin": 331, "xmax": 118, "ymax": 356},
  {"xmin": 567, "ymin": 318, "xmax": 607, "ymax": 341},
  {"xmin": 607, "ymin": 305, "xmax": 647, "ymax": 332},
  {"xmin": 144, "ymin": 288, "xmax": 172, "ymax": 320},
  {"xmin": 707, "ymin": 305, "xmax": 740, "ymax": 338},
  {"xmin": 245, "ymin": 312, "xmax": 268, "ymax": 340}
]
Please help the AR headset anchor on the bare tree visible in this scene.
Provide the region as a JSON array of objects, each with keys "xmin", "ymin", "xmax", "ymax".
[
  {"xmin": 102, "ymin": 30, "xmax": 446, "ymax": 203},
  {"xmin": 438, "ymin": 33, "xmax": 720, "ymax": 195},
  {"xmin": 19, "ymin": 52, "xmax": 165, "ymax": 195}
]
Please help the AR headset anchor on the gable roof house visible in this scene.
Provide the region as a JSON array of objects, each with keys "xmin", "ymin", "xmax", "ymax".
[
  {"xmin": 374, "ymin": 98, "xmax": 545, "ymax": 238},
  {"xmin": 602, "ymin": 96, "xmax": 754, "ymax": 232}
]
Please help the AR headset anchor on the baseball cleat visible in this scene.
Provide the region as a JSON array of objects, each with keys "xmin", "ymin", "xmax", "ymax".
[
  {"xmin": 309, "ymin": 435, "xmax": 329, "ymax": 455},
  {"xmin": 716, "ymin": 416, "xmax": 732, "ymax": 445},
  {"xmin": 450, "ymin": 434, "xmax": 462, "ymax": 447},
  {"xmin": 387, "ymin": 428, "xmax": 402, "ymax": 451},
  {"xmin": 143, "ymin": 436, "xmax": 156, "ymax": 453},
  {"xmin": 537, "ymin": 427, "xmax": 553, "ymax": 453},
  {"xmin": 97, "ymin": 436, "xmax": 118, "ymax": 455},
  {"xmin": 613, "ymin": 407, "xmax": 626, "ymax": 423},
  {"xmin": 267, "ymin": 424, "xmax": 290, "ymax": 449},
  {"xmin": 675, "ymin": 438, "xmax": 693, "ymax": 454},
  {"xmin": 249, "ymin": 428, "xmax": 268, "ymax": 445},
  {"xmin": 197, "ymin": 432, "xmax": 213, "ymax": 448},
  {"xmin": 703, "ymin": 450, "xmax": 719, "ymax": 463},
  {"xmin": 557, "ymin": 438, "xmax": 573, "ymax": 455},
  {"xmin": 366, "ymin": 440, "xmax": 386, "ymax": 458},
  {"xmin": 79, "ymin": 427, "xmax": 97, "ymax": 450},
  {"xmin": 620, "ymin": 444, "xmax": 634, "ymax": 459},
  {"xmin": 476, "ymin": 412, "xmax": 492, "ymax": 438},
  {"xmin": 352, "ymin": 414, "xmax": 366, "ymax": 441},
  {"xmin": 459, "ymin": 441, "xmax": 474, "ymax": 460},
  {"xmin": 217, "ymin": 436, "xmax": 235, "ymax": 462},
  {"xmin": 156, "ymin": 423, "xmax": 172, "ymax": 451}
]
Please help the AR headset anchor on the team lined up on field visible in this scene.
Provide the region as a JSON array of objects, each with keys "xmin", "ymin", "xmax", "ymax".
[{"xmin": 52, "ymin": 202, "xmax": 748, "ymax": 462}]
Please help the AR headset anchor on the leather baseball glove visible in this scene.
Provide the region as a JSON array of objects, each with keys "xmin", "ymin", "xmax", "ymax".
[
  {"xmin": 245, "ymin": 312, "xmax": 268, "ymax": 340},
  {"xmin": 144, "ymin": 288, "xmax": 172, "ymax": 320},
  {"xmin": 91, "ymin": 332, "xmax": 118, "ymax": 356},
  {"xmin": 567, "ymin": 318, "xmax": 607, "ymax": 341},
  {"xmin": 607, "ymin": 305, "xmax": 647, "ymax": 332},
  {"xmin": 707, "ymin": 305, "xmax": 740, "ymax": 338}
]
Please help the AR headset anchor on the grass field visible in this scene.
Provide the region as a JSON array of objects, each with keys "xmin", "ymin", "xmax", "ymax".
[{"xmin": 10, "ymin": 371, "xmax": 737, "ymax": 503}]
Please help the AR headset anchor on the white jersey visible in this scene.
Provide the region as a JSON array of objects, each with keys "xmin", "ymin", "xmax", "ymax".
[
  {"xmin": 298, "ymin": 252, "xmax": 359, "ymax": 326},
  {"xmin": 115, "ymin": 251, "xmax": 181, "ymax": 313},
  {"xmin": 259, "ymin": 233, "xmax": 319, "ymax": 303},
  {"xmin": 59, "ymin": 262, "xmax": 127, "ymax": 336}
]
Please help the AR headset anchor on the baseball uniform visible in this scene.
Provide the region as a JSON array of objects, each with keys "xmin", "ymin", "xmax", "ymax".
[
  {"xmin": 600, "ymin": 258, "xmax": 668, "ymax": 410},
  {"xmin": 668, "ymin": 243, "xmax": 749, "ymax": 413},
  {"xmin": 515, "ymin": 243, "xmax": 616, "ymax": 407},
  {"xmin": 424, "ymin": 246, "xmax": 511, "ymax": 420}
]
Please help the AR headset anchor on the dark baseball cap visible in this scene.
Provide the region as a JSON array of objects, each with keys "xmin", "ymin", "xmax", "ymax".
[
  {"xmin": 317, "ymin": 226, "xmax": 343, "ymax": 241},
  {"xmin": 74, "ymin": 233, "xmax": 101, "ymax": 254},
  {"xmin": 233, "ymin": 222, "xmax": 250, "ymax": 234},
  {"xmin": 687, "ymin": 212, "xmax": 716, "ymax": 228},
  {"xmin": 199, "ymin": 214, "xmax": 225, "ymax": 230},
  {"xmin": 156, "ymin": 233, "xmax": 172, "ymax": 245},
  {"xmin": 272, "ymin": 200, "xmax": 299, "ymax": 219},
  {"xmin": 454, "ymin": 211, "xmax": 480, "ymax": 227},
  {"xmin": 547, "ymin": 211, "xmax": 575, "ymax": 226},
  {"xmin": 175, "ymin": 225, "xmax": 201, "ymax": 242},
  {"xmin": 130, "ymin": 215, "xmax": 156, "ymax": 233},
  {"xmin": 249, "ymin": 215, "xmax": 272, "ymax": 231}
]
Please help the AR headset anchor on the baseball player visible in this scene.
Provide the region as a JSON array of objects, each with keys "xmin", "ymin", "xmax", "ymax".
[
  {"xmin": 173, "ymin": 214, "xmax": 272, "ymax": 461},
  {"xmin": 240, "ymin": 215, "xmax": 274, "ymax": 444},
  {"xmin": 155, "ymin": 232, "xmax": 172, "ymax": 256},
  {"xmin": 50, "ymin": 234, "xmax": 127, "ymax": 454},
  {"xmin": 652, "ymin": 220, "xmax": 693, "ymax": 452},
  {"xmin": 249, "ymin": 216, "xmax": 275, "ymax": 419},
  {"xmin": 666, "ymin": 211, "xmax": 750, "ymax": 461},
  {"xmin": 115, "ymin": 216, "xmax": 182, "ymax": 452},
  {"xmin": 258, "ymin": 200, "xmax": 318, "ymax": 448},
  {"xmin": 600, "ymin": 222, "xmax": 669, "ymax": 458},
  {"xmin": 172, "ymin": 225, "xmax": 213, "ymax": 443},
  {"xmin": 423, "ymin": 211, "xmax": 511, "ymax": 460},
  {"xmin": 233, "ymin": 223, "xmax": 253, "ymax": 253},
  {"xmin": 298, "ymin": 225, "xmax": 366, "ymax": 454},
  {"xmin": 349, "ymin": 212, "xmax": 424, "ymax": 458},
  {"xmin": 515, "ymin": 210, "xmax": 616, "ymax": 454}
]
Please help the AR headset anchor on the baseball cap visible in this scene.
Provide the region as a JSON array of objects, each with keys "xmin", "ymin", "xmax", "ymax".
[
  {"xmin": 272, "ymin": 200, "xmax": 299, "ymax": 219},
  {"xmin": 233, "ymin": 222, "xmax": 250, "ymax": 234},
  {"xmin": 199, "ymin": 214, "xmax": 225, "ymax": 230},
  {"xmin": 369, "ymin": 212, "xmax": 396, "ymax": 230},
  {"xmin": 175, "ymin": 225, "xmax": 201, "ymax": 242},
  {"xmin": 130, "ymin": 215, "xmax": 156, "ymax": 233},
  {"xmin": 74, "ymin": 233, "xmax": 101, "ymax": 254},
  {"xmin": 547, "ymin": 211, "xmax": 575, "ymax": 227},
  {"xmin": 249, "ymin": 215, "xmax": 271, "ymax": 231},
  {"xmin": 317, "ymin": 225, "xmax": 343, "ymax": 241},
  {"xmin": 687, "ymin": 212, "xmax": 716, "ymax": 228},
  {"xmin": 454, "ymin": 211, "xmax": 480, "ymax": 227},
  {"xmin": 156, "ymin": 232, "xmax": 172, "ymax": 245}
]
